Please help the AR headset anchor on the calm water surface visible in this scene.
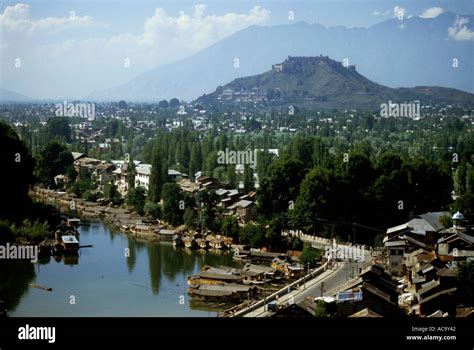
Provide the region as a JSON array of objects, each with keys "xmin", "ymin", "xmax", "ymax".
[{"xmin": 2, "ymin": 221, "xmax": 238, "ymax": 317}]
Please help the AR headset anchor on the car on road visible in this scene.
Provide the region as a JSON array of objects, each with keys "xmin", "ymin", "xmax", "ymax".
[{"xmin": 267, "ymin": 302, "xmax": 278, "ymax": 312}]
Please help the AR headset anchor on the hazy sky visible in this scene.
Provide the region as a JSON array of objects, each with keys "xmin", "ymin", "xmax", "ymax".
[{"xmin": 1, "ymin": 0, "xmax": 473, "ymax": 99}]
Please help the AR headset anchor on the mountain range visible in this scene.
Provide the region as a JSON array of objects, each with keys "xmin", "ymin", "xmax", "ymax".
[
  {"xmin": 87, "ymin": 11, "xmax": 473, "ymax": 102},
  {"xmin": 196, "ymin": 56, "xmax": 474, "ymax": 111},
  {"xmin": 0, "ymin": 88, "xmax": 32, "ymax": 103}
]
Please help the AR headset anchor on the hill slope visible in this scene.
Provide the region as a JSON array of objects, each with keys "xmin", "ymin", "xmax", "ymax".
[
  {"xmin": 0, "ymin": 88, "xmax": 32, "ymax": 103},
  {"xmin": 196, "ymin": 56, "xmax": 474, "ymax": 111},
  {"xmin": 87, "ymin": 12, "xmax": 474, "ymax": 102}
]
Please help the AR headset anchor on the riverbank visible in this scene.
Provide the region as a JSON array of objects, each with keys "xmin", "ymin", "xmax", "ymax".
[
  {"xmin": 32, "ymin": 187, "xmax": 177, "ymax": 241},
  {"xmin": 5, "ymin": 220, "xmax": 238, "ymax": 317},
  {"xmin": 31, "ymin": 188, "xmax": 242, "ymax": 254}
]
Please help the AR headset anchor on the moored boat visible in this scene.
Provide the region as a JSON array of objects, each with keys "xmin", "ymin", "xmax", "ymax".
[
  {"xmin": 66, "ymin": 218, "xmax": 81, "ymax": 227},
  {"xmin": 182, "ymin": 236, "xmax": 197, "ymax": 249},
  {"xmin": 209, "ymin": 239, "xmax": 224, "ymax": 249},
  {"xmin": 195, "ymin": 238, "xmax": 209, "ymax": 249},
  {"xmin": 54, "ymin": 235, "xmax": 79, "ymax": 255},
  {"xmin": 188, "ymin": 283, "xmax": 258, "ymax": 302}
]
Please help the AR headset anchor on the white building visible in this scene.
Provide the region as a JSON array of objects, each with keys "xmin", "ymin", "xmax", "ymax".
[
  {"xmin": 135, "ymin": 163, "xmax": 151, "ymax": 191},
  {"xmin": 112, "ymin": 160, "xmax": 140, "ymax": 195}
]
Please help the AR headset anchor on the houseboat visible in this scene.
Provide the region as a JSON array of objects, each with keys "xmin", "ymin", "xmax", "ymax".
[
  {"xmin": 130, "ymin": 224, "xmax": 152, "ymax": 235},
  {"xmin": 158, "ymin": 229, "xmax": 176, "ymax": 241},
  {"xmin": 188, "ymin": 272, "xmax": 243, "ymax": 287},
  {"xmin": 241, "ymin": 263, "xmax": 279, "ymax": 284},
  {"xmin": 188, "ymin": 265, "xmax": 244, "ymax": 286},
  {"xmin": 271, "ymin": 257, "xmax": 304, "ymax": 278},
  {"xmin": 182, "ymin": 236, "xmax": 197, "ymax": 249},
  {"xmin": 120, "ymin": 225, "xmax": 130, "ymax": 233},
  {"xmin": 193, "ymin": 232, "xmax": 205, "ymax": 240},
  {"xmin": 195, "ymin": 238, "xmax": 209, "ymax": 249},
  {"xmin": 66, "ymin": 218, "xmax": 81, "ymax": 228},
  {"xmin": 53, "ymin": 220, "xmax": 80, "ymax": 255},
  {"xmin": 210, "ymin": 239, "xmax": 224, "ymax": 249},
  {"xmin": 234, "ymin": 248, "xmax": 287, "ymax": 263},
  {"xmin": 188, "ymin": 283, "xmax": 258, "ymax": 302},
  {"xmin": 54, "ymin": 235, "xmax": 79, "ymax": 254}
]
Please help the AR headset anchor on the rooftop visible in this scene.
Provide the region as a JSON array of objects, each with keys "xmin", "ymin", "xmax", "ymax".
[
  {"xmin": 61, "ymin": 235, "xmax": 79, "ymax": 244},
  {"xmin": 348, "ymin": 308, "xmax": 382, "ymax": 318},
  {"xmin": 336, "ymin": 291, "xmax": 363, "ymax": 303},
  {"xmin": 136, "ymin": 163, "xmax": 152, "ymax": 176},
  {"xmin": 228, "ymin": 199, "xmax": 254, "ymax": 209}
]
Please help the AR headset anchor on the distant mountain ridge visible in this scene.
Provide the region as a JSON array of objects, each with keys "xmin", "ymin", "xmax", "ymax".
[
  {"xmin": 0, "ymin": 88, "xmax": 32, "ymax": 103},
  {"xmin": 87, "ymin": 11, "xmax": 474, "ymax": 102},
  {"xmin": 196, "ymin": 56, "xmax": 474, "ymax": 111}
]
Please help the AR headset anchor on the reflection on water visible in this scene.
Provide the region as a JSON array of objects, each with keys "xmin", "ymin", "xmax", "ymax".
[
  {"xmin": 0, "ymin": 260, "xmax": 36, "ymax": 311},
  {"xmin": 1, "ymin": 221, "xmax": 237, "ymax": 317}
]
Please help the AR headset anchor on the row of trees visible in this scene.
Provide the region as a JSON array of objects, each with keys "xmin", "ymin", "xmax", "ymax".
[
  {"xmin": 7, "ymin": 108, "xmax": 472, "ymax": 249},
  {"xmin": 124, "ymin": 124, "xmax": 471, "ymax": 248},
  {"xmin": 257, "ymin": 135, "xmax": 463, "ymax": 245},
  {"xmin": 139, "ymin": 128, "xmax": 263, "ymax": 201}
]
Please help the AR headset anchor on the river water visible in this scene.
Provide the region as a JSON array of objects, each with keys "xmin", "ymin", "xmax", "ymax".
[{"xmin": 1, "ymin": 221, "xmax": 238, "ymax": 317}]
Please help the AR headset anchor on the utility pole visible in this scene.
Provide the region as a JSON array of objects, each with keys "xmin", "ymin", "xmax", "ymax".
[
  {"xmin": 304, "ymin": 262, "xmax": 309, "ymax": 288},
  {"xmin": 320, "ymin": 281, "xmax": 325, "ymax": 297}
]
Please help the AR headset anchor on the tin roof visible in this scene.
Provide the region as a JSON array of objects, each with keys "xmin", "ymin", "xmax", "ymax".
[
  {"xmin": 61, "ymin": 235, "xmax": 79, "ymax": 244},
  {"xmin": 336, "ymin": 291, "xmax": 363, "ymax": 303}
]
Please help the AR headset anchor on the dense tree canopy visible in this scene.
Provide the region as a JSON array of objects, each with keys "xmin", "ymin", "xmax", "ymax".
[
  {"xmin": 257, "ymin": 158, "xmax": 305, "ymax": 220},
  {"xmin": 0, "ymin": 122, "xmax": 35, "ymax": 219},
  {"xmin": 46, "ymin": 117, "xmax": 71, "ymax": 143},
  {"xmin": 158, "ymin": 100, "xmax": 169, "ymax": 109},
  {"xmin": 169, "ymin": 98, "xmax": 180, "ymax": 108},
  {"xmin": 162, "ymin": 182, "xmax": 184, "ymax": 226},
  {"xmin": 35, "ymin": 141, "xmax": 74, "ymax": 188},
  {"xmin": 148, "ymin": 145, "xmax": 166, "ymax": 203},
  {"xmin": 127, "ymin": 186, "xmax": 146, "ymax": 215}
]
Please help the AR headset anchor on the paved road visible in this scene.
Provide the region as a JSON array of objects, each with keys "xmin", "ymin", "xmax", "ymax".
[
  {"xmin": 295, "ymin": 260, "xmax": 364, "ymax": 303},
  {"xmin": 243, "ymin": 262, "xmax": 341, "ymax": 317},
  {"xmin": 283, "ymin": 230, "xmax": 372, "ymax": 263}
]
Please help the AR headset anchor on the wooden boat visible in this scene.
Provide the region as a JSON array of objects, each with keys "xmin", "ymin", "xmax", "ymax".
[
  {"xmin": 195, "ymin": 238, "xmax": 209, "ymax": 249},
  {"xmin": 187, "ymin": 276, "xmax": 201, "ymax": 288},
  {"xmin": 182, "ymin": 236, "xmax": 197, "ymax": 249},
  {"xmin": 53, "ymin": 222, "xmax": 80, "ymax": 255},
  {"xmin": 209, "ymin": 239, "xmax": 224, "ymax": 249},
  {"xmin": 188, "ymin": 284, "xmax": 258, "ymax": 302},
  {"xmin": 54, "ymin": 235, "xmax": 79, "ymax": 255},
  {"xmin": 66, "ymin": 218, "xmax": 81, "ymax": 227},
  {"xmin": 130, "ymin": 225, "xmax": 152, "ymax": 235},
  {"xmin": 28, "ymin": 283, "xmax": 53, "ymax": 292}
]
